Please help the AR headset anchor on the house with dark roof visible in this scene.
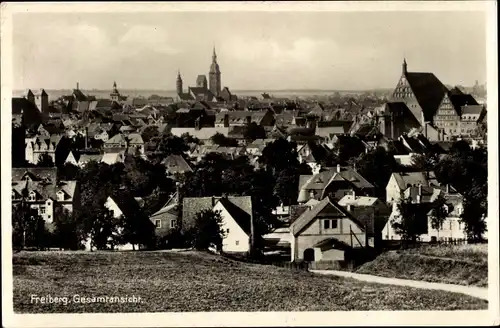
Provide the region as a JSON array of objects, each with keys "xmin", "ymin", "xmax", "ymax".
[
  {"xmin": 382, "ymin": 184, "xmax": 466, "ymax": 243},
  {"xmin": 161, "ymin": 154, "xmax": 193, "ymax": 176},
  {"xmin": 377, "ymin": 102, "xmax": 421, "ymax": 140},
  {"xmin": 25, "ymin": 135, "xmax": 62, "ymax": 164},
  {"xmin": 182, "ymin": 196, "xmax": 254, "ymax": 253},
  {"xmin": 392, "ymin": 59, "xmax": 449, "ymax": 126},
  {"xmin": 12, "ymin": 97, "xmax": 43, "ymax": 126},
  {"xmin": 290, "ymin": 196, "xmax": 368, "ymax": 262},
  {"xmin": 12, "ymin": 168, "xmax": 80, "ymax": 224},
  {"xmin": 385, "ymin": 171, "xmax": 442, "ymax": 204},
  {"xmin": 215, "ymin": 110, "xmax": 275, "ymax": 127},
  {"xmin": 297, "ymin": 165, "xmax": 375, "ymax": 203},
  {"xmin": 338, "ymin": 194, "xmax": 391, "ymax": 248}
]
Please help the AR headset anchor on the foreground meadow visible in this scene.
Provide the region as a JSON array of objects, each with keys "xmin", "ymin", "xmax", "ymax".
[
  {"xmin": 357, "ymin": 244, "xmax": 488, "ymax": 287},
  {"xmin": 13, "ymin": 250, "xmax": 487, "ymax": 313}
]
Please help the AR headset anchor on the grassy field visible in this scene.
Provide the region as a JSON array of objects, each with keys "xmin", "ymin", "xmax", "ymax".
[
  {"xmin": 356, "ymin": 245, "xmax": 488, "ymax": 287},
  {"xmin": 13, "ymin": 250, "xmax": 487, "ymax": 313}
]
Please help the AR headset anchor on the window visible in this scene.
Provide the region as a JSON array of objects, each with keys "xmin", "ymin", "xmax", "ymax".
[
  {"xmin": 449, "ymin": 221, "xmax": 452, "ymax": 230},
  {"xmin": 155, "ymin": 220, "xmax": 161, "ymax": 228},
  {"xmin": 57, "ymin": 191, "xmax": 65, "ymax": 201},
  {"xmin": 29, "ymin": 191, "xmax": 36, "ymax": 201},
  {"xmin": 323, "ymin": 219, "xmax": 338, "ymax": 230},
  {"xmin": 40, "ymin": 206, "xmax": 46, "ymax": 214},
  {"xmin": 226, "ymin": 228, "xmax": 230, "ymax": 233},
  {"xmin": 170, "ymin": 219, "xmax": 177, "ymax": 229},
  {"xmin": 235, "ymin": 241, "xmax": 239, "ymax": 246}
]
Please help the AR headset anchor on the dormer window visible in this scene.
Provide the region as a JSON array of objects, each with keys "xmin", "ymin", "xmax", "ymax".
[
  {"xmin": 57, "ymin": 191, "xmax": 65, "ymax": 201},
  {"xmin": 28, "ymin": 191, "xmax": 36, "ymax": 201},
  {"xmin": 12, "ymin": 191, "xmax": 16, "ymax": 199}
]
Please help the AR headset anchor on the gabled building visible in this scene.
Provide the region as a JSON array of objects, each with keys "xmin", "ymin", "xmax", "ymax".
[
  {"xmin": 297, "ymin": 165, "xmax": 375, "ymax": 203},
  {"xmin": 385, "ymin": 171, "xmax": 442, "ymax": 204},
  {"xmin": 25, "ymin": 135, "xmax": 62, "ymax": 164},
  {"xmin": 290, "ymin": 196, "xmax": 368, "ymax": 262},
  {"xmin": 182, "ymin": 196, "xmax": 254, "ymax": 253},
  {"xmin": 12, "ymin": 168, "xmax": 80, "ymax": 223}
]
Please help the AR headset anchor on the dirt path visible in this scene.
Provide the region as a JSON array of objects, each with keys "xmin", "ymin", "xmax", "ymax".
[{"xmin": 311, "ymin": 269, "xmax": 489, "ymax": 300}]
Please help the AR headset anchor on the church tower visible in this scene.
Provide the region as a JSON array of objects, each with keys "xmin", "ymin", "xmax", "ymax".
[
  {"xmin": 176, "ymin": 70, "xmax": 183, "ymax": 95},
  {"xmin": 402, "ymin": 58, "xmax": 408, "ymax": 75},
  {"xmin": 209, "ymin": 46, "xmax": 221, "ymax": 97}
]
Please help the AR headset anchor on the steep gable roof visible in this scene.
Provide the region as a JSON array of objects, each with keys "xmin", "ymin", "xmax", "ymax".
[
  {"xmin": 217, "ymin": 197, "xmax": 252, "ymax": 235},
  {"xmin": 291, "ymin": 197, "xmax": 365, "ymax": 236},
  {"xmin": 161, "ymin": 154, "xmax": 193, "ymax": 174},
  {"xmin": 405, "ymin": 72, "xmax": 449, "ymax": 121}
]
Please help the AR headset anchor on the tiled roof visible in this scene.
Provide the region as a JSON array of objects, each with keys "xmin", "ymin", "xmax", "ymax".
[
  {"xmin": 182, "ymin": 196, "xmax": 218, "ymax": 229},
  {"xmin": 79, "ymin": 154, "xmax": 103, "ymax": 163},
  {"xmin": 73, "ymin": 89, "xmax": 87, "ymax": 101},
  {"xmin": 290, "ymin": 197, "xmax": 365, "ymax": 236},
  {"xmin": 391, "ymin": 171, "xmax": 438, "ymax": 190},
  {"xmin": 299, "ymin": 167, "xmax": 374, "ymax": 195},
  {"xmin": 316, "ymin": 126, "xmax": 345, "ymax": 138},
  {"xmin": 449, "ymin": 93, "xmax": 478, "ymax": 115},
  {"xmin": 170, "ymin": 127, "xmax": 229, "ymax": 140},
  {"xmin": 12, "ymin": 168, "xmax": 57, "ymax": 184},
  {"xmin": 404, "ymin": 186, "xmax": 441, "ymax": 203},
  {"xmin": 161, "ymin": 155, "xmax": 193, "ymax": 174},
  {"xmin": 338, "ymin": 195, "xmax": 380, "ymax": 207},
  {"xmin": 218, "ymin": 196, "xmax": 253, "ymax": 235},
  {"xmin": 101, "ymin": 152, "xmax": 124, "ymax": 165},
  {"xmin": 188, "ymin": 87, "xmax": 215, "ymax": 101},
  {"xmin": 106, "ymin": 133, "xmax": 127, "ymax": 144},
  {"xmin": 178, "ymin": 93, "xmax": 194, "ymax": 101},
  {"xmin": 127, "ymin": 133, "xmax": 144, "ymax": 145},
  {"xmin": 405, "ymin": 72, "xmax": 449, "ymax": 121},
  {"xmin": 215, "ymin": 110, "xmax": 268, "ymax": 125},
  {"xmin": 460, "ymin": 105, "xmax": 483, "ymax": 115}
]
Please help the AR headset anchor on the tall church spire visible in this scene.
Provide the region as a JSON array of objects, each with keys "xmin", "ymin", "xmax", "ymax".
[
  {"xmin": 209, "ymin": 46, "xmax": 221, "ymax": 97},
  {"xmin": 176, "ymin": 69, "xmax": 183, "ymax": 95},
  {"xmin": 402, "ymin": 58, "xmax": 408, "ymax": 75}
]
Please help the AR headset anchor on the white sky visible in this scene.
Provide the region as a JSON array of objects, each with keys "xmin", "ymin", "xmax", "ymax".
[{"xmin": 12, "ymin": 10, "xmax": 487, "ymax": 90}]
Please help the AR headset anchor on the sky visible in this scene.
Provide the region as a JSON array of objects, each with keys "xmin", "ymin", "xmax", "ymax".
[{"xmin": 12, "ymin": 10, "xmax": 487, "ymax": 91}]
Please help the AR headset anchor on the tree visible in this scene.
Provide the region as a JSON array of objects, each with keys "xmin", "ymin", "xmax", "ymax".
[
  {"xmin": 141, "ymin": 126, "xmax": 159, "ymax": 143},
  {"xmin": 181, "ymin": 133, "xmax": 201, "ymax": 146},
  {"xmin": 210, "ymin": 133, "xmax": 238, "ymax": 147},
  {"xmin": 429, "ymin": 195, "xmax": 449, "ymax": 242},
  {"xmin": 12, "ymin": 202, "xmax": 43, "ymax": 250},
  {"xmin": 243, "ymin": 122, "xmax": 266, "ymax": 141},
  {"xmin": 350, "ymin": 146, "xmax": 398, "ymax": 199},
  {"xmin": 37, "ymin": 153, "xmax": 55, "ymax": 167},
  {"xmin": 52, "ymin": 207, "xmax": 85, "ymax": 250},
  {"xmin": 82, "ymin": 208, "xmax": 120, "ymax": 251},
  {"xmin": 391, "ymin": 195, "xmax": 427, "ymax": 248},
  {"xmin": 411, "ymin": 152, "xmax": 440, "ymax": 173},
  {"xmin": 59, "ymin": 163, "xmax": 81, "ymax": 181},
  {"xmin": 116, "ymin": 192, "xmax": 156, "ymax": 250},
  {"xmin": 188, "ymin": 209, "xmax": 225, "ymax": 251},
  {"xmin": 259, "ymin": 138, "xmax": 311, "ymax": 205},
  {"xmin": 460, "ymin": 197, "xmax": 487, "ymax": 243}
]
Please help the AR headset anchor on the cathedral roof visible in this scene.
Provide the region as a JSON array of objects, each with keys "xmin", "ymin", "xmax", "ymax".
[{"xmin": 405, "ymin": 72, "xmax": 448, "ymax": 121}]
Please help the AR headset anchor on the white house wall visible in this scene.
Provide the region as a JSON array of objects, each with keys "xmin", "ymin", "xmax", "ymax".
[{"xmin": 213, "ymin": 202, "xmax": 250, "ymax": 253}]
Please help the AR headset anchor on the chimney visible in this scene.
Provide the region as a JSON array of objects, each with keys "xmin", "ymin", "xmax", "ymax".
[
  {"xmin": 85, "ymin": 127, "xmax": 88, "ymax": 149},
  {"xmin": 195, "ymin": 117, "xmax": 201, "ymax": 130},
  {"xmin": 77, "ymin": 82, "xmax": 79, "ymax": 90},
  {"xmin": 352, "ymin": 189, "xmax": 356, "ymax": 198},
  {"xmin": 246, "ymin": 116, "xmax": 251, "ymax": 125},
  {"xmin": 446, "ymin": 184, "xmax": 450, "ymax": 194},
  {"xmin": 347, "ymin": 204, "xmax": 352, "ymax": 212},
  {"xmin": 337, "ymin": 164, "xmax": 341, "ymax": 173},
  {"xmin": 223, "ymin": 114, "xmax": 229, "ymax": 127},
  {"xmin": 391, "ymin": 110, "xmax": 395, "ymax": 139},
  {"xmin": 175, "ymin": 182, "xmax": 180, "ymax": 204},
  {"xmin": 416, "ymin": 184, "xmax": 422, "ymax": 203}
]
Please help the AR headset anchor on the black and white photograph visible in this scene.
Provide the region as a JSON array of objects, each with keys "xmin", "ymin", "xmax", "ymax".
[{"xmin": 1, "ymin": 1, "xmax": 498, "ymax": 327}]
